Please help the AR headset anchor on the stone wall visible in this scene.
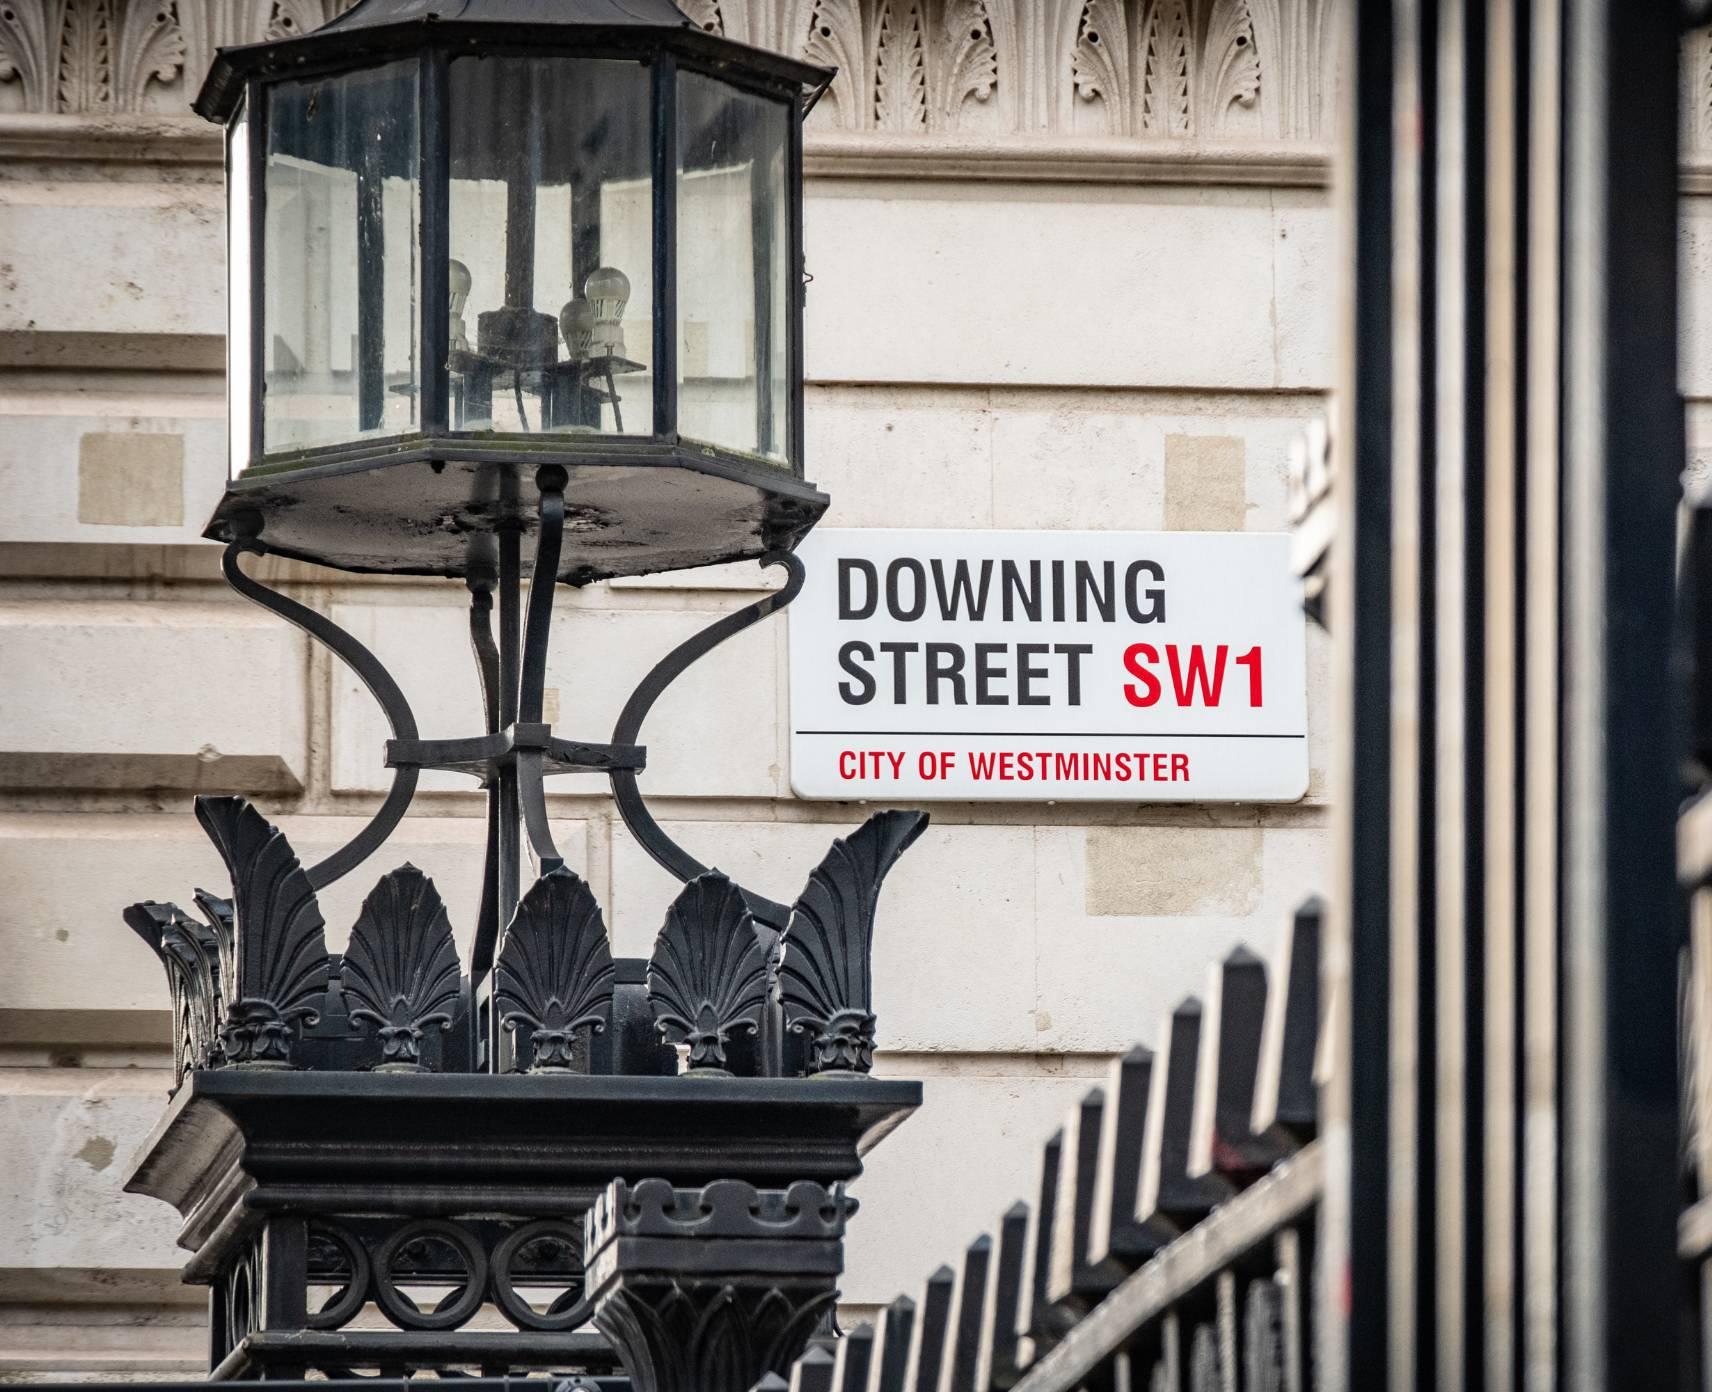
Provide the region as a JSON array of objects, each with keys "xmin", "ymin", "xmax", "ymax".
[{"xmin": 0, "ymin": 0, "xmax": 1344, "ymax": 1377}]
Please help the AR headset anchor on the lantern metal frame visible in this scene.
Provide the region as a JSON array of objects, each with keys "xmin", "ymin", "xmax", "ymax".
[{"xmin": 195, "ymin": 1, "xmax": 834, "ymax": 583}]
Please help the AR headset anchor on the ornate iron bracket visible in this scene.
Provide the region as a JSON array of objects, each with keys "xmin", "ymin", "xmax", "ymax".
[
  {"xmin": 221, "ymin": 541, "xmax": 421, "ymax": 891},
  {"xmin": 608, "ymin": 550, "xmax": 807, "ymax": 931}
]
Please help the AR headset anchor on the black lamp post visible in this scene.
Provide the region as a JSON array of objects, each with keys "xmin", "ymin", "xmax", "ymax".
[{"xmin": 117, "ymin": 5, "xmax": 927, "ymax": 1386}]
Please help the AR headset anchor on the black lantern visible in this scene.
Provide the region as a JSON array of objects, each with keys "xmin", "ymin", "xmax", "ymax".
[{"xmin": 195, "ymin": 0, "xmax": 832, "ymax": 581}]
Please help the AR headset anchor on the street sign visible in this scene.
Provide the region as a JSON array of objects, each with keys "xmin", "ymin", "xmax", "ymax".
[{"xmin": 787, "ymin": 529, "xmax": 1309, "ymax": 802}]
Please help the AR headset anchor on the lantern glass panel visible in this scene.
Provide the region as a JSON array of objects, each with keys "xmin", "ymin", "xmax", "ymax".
[
  {"xmin": 226, "ymin": 92, "xmax": 252, "ymax": 475},
  {"xmin": 676, "ymin": 73, "xmax": 791, "ymax": 465},
  {"xmin": 447, "ymin": 56, "xmax": 654, "ymax": 437},
  {"xmin": 261, "ymin": 62, "xmax": 421, "ymax": 458}
]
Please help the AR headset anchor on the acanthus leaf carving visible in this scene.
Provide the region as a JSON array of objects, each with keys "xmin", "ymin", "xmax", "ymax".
[
  {"xmin": 1071, "ymin": 0, "xmax": 1127, "ymax": 126},
  {"xmin": 647, "ymin": 871, "xmax": 769, "ymax": 1073},
  {"xmin": 934, "ymin": 0, "xmax": 997, "ymax": 128},
  {"xmin": 194, "ymin": 794, "xmax": 331, "ymax": 1067},
  {"xmin": 871, "ymin": 0, "xmax": 927, "ymax": 132},
  {"xmin": 1201, "ymin": 0, "xmax": 1262, "ymax": 135},
  {"xmin": 1139, "ymin": 0, "xmax": 1192, "ymax": 136},
  {"xmin": 342, "ymin": 863, "xmax": 462, "ymax": 1071},
  {"xmin": 493, "ymin": 866, "xmax": 615, "ymax": 1072},
  {"xmin": 115, "ymin": 0, "xmax": 185, "ymax": 111},
  {"xmin": 680, "ymin": 0, "xmax": 725, "ymax": 33},
  {"xmin": 57, "ymin": 0, "xmax": 112, "ymax": 112},
  {"xmin": 799, "ymin": 0, "xmax": 866, "ymax": 130},
  {"xmin": 778, "ymin": 810, "xmax": 927, "ymax": 1074}
]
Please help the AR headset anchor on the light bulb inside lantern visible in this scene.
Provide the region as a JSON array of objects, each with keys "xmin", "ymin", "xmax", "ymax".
[
  {"xmin": 448, "ymin": 258, "xmax": 472, "ymax": 354},
  {"xmin": 584, "ymin": 266, "xmax": 630, "ymax": 359},
  {"xmin": 559, "ymin": 295, "xmax": 595, "ymax": 361}
]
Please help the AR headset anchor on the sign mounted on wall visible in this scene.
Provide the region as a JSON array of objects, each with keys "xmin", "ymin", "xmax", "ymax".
[{"xmin": 787, "ymin": 529, "xmax": 1309, "ymax": 802}]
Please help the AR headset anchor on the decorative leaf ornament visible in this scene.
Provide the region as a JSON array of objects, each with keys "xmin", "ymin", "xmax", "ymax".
[
  {"xmin": 194, "ymin": 795, "xmax": 332, "ymax": 1067},
  {"xmin": 494, "ymin": 867, "xmax": 616, "ymax": 1071},
  {"xmin": 647, "ymin": 872, "xmax": 770, "ymax": 1073},
  {"xmin": 125, "ymin": 900, "xmax": 223, "ymax": 1088},
  {"xmin": 342, "ymin": 865, "xmax": 462, "ymax": 1071},
  {"xmin": 778, "ymin": 811, "xmax": 928, "ymax": 1074}
]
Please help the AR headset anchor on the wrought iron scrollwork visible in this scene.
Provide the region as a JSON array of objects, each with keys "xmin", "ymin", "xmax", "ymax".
[
  {"xmin": 221, "ymin": 542, "xmax": 421, "ymax": 892},
  {"xmin": 778, "ymin": 810, "xmax": 929, "ymax": 1074},
  {"xmin": 647, "ymin": 872, "xmax": 771, "ymax": 1073},
  {"xmin": 610, "ymin": 551, "xmax": 806, "ymax": 931},
  {"xmin": 493, "ymin": 867, "xmax": 617, "ymax": 1072},
  {"xmin": 194, "ymin": 796, "xmax": 332, "ymax": 1068},
  {"xmin": 341, "ymin": 865, "xmax": 462, "ymax": 1072}
]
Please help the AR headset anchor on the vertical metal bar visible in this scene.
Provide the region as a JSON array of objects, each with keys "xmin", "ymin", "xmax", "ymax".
[
  {"xmin": 1520, "ymin": 3, "xmax": 1561, "ymax": 1387},
  {"xmin": 1482, "ymin": 2, "xmax": 1527, "ymax": 1387},
  {"xmin": 653, "ymin": 54, "xmax": 679, "ymax": 440},
  {"xmin": 504, "ymin": 60, "xmax": 538, "ymax": 312},
  {"xmin": 420, "ymin": 49, "xmax": 450, "ymax": 436},
  {"xmin": 1559, "ymin": 0, "xmax": 1683, "ymax": 1386},
  {"xmin": 482, "ymin": 527, "xmax": 523, "ymax": 1066},
  {"xmin": 249, "ymin": 80, "xmax": 268, "ymax": 463},
  {"xmin": 356, "ymin": 139, "xmax": 386, "ymax": 433},
  {"xmin": 1323, "ymin": 2, "xmax": 1395, "ymax": 1387},
  {"xmin": 752, "ymin": 123, "xmax": 776, "ymax": 459},
  {"xmin": 1388, "ymin": 3, "xmax": 1437, "ymax": 1386},
  {"xmin": 1434, "ymin": 0, "xmax": 1488, "ymax": 1384},
  {"xmin": 787, "ymin": 95, "xmax": 806, "ymax": 473}
]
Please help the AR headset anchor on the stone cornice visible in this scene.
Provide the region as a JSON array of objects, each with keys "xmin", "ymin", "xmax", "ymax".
[{"xmin": 0, "ymin": 112, "xmax": 1334, "ymax": 186}]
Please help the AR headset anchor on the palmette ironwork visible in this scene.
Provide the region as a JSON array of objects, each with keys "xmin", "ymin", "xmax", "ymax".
[
  {"xmin": 341, "ymin": 865, "xmax": 461, "ymax": 1071},
  {"xmin": 648, "ymin": 873, "xmax": 772, "ymax": 1073},
  {"xmin": 493, "ymin": 867, "xmax": 616, "ymax": 1072}
]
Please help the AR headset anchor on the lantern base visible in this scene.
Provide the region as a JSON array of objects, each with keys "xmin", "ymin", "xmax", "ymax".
[{"xmin": 204, "ymin": 441, "xmax": 827, "ymax": 583}]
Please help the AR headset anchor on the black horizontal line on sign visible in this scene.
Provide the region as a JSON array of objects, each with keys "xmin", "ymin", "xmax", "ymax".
[{"xmin": 793, "ymin": 730, "xmax": 1308, "ymax": 739}]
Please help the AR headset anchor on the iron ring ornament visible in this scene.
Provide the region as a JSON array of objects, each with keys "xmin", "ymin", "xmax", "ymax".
[
  {"xmin": 305, "ymin": 1221, "xmax": 371, "ymax": 1331},
  {"xmin": 373, "ymin": 1219, "xmax": 490, "ymax": 1331},
  {"xmin": 490, "ymin": 1220, "xmax": 591, "ymax": 1331}
]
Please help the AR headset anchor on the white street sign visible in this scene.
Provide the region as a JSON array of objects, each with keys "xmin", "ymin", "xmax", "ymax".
[{"xmin": 787, "ymin": 529, "xmax": 1309, "ymax": 802}]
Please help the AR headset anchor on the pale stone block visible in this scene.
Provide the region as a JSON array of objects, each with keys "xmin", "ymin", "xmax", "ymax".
[
  {"xmin": 330, "ymin": 598, "xmax": 783, "ymax": 799},
  {"xmin": 0, "ymin": 408, "xmax": 224, "ymax": 547},
  {"xmin": 0, "ymin": 1070, "xmax": 183, "ymax": 1272},
  {"xmin": 1031, "ymin": 823, "xmax": 1330, "ymax": 1053},
  {"xmin": 990, "ymin": 399, "xmax": 1312, "ymax": 532},
  {"xmin": 1084, "ymin": 824, "xmax": 1264, "ymax": 916},
  {"xmin": 77, "ymin": 433, "xmax": 184, "ymax": 527},
  {"xmin": 806, "ymin": 386, "xmax": 995, "ymax": 530},
  {"xmin": 0, "ymin": 600, "xmax": 307, "ymax": 792},
  {"xmin": 844, "ymin": 1064, "xmax": 1100, "ymax": 1305},
  {"xmin": 804, "ymin": 184, "xmax": 1282, "ymax": 388},
  {"xmin": 989, "ymin": 394, "xmax": 1163, "ymax": 530},
  {"xmin": 0, "ymin": 182, "xmax": 225, "ymax": 338},
  {"xmin": 1163, "ymin": 433, "xmax": 1247, "ymax": 531},
  {"xmin": 0, "ymin": 811, "xmax": 520, "ymax": 1016},
  {"xmin": 608, "ymin": 818, "xmax": 1039, "ymax": 1051},
  {"xmin": 1271, "ymin": 193, "xmax": 1336, "ymax": 389}
]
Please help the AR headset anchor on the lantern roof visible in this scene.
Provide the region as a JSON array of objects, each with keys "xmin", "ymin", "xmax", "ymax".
[{"xmin": 193, "ymin": 0, "xmax": 833, "ymax": 124}]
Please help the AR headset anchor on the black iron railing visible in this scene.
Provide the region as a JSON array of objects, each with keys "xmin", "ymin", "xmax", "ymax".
[{"xmin": 777, "ymin": 901, "xmax": 1326, "ymax": 1392}]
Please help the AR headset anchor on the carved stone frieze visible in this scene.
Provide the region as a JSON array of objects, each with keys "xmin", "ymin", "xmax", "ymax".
[{"xmin": 0, "ymin": 0, "xmax": 1344, "ymax": 144}]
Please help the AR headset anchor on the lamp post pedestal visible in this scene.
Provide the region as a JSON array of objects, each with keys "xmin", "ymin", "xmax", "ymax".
[{"xmin": 125, "ymin": 1071, "xmax": 918, "ymax": 1381}]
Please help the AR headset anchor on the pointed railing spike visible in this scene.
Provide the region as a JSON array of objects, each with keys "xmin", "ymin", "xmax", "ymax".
[
  {"xmin": 1046, "ymin": 1086, "xmax": 1122, "ymax": 1315},
  {"xmin": 1187, "ymin": 946, "xmax": 1292, "ymax": 1183},
  {"xmin": 792, "ymin": 1345, "xmax": 837, "ymax": 1392},
  {"xmin": 906, "ymin": 1265, "xmax": 956, "ymax": 1392},
  {"xmin": 1136, "ymin": 998, "xmax": 1233, "ymax": 1234},
  {"xmin": 939, "ymin": 1233, "xmax": 992, "ymax": 1392},
  {"xmin": 1013, "ymin": 1129, "xmax": 1066, "ymax": 1366},
  {"xmin": 869, "ymin": 1295, "xmax": 917, "ymax": 1392},
  {"xmin": 1252, "ymin": 897, "xmax": 1323, "ymax": 1142},
  {"xmin": 1085, "ymin": 1044, "xmax": 1159, "ymax": 1274},
  {"xmin": 833, "ymin": 1323, "xmax": 875, "ymax": 1392},
  {"xmin": 974, "ymin": 1200, "xmax": 1030, "ymax": 1392}
]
